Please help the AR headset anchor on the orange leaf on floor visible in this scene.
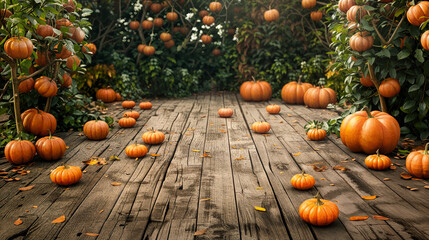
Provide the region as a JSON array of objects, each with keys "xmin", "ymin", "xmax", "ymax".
[
  {"xmin": 200, "ymin": 198, "xmax": 211, "ymax": 201},
  {"xmin": 313, "ymin": 165, "xmax": 328, "ymax": 172},
  {"xmin": 19, "ymin": 185, "xmax": 35, "ymax": 191},
  {"xmin": 400, "ymin": 172, "xmax": 412, "ymax": 180},
  {"xmin": 373, "ymin": 215, "xmax": 389, "ymax": 220},
  {"xmin": 84, "ymin": 233, "xmax": 99, "ymax": 236},
  {"xmin": 293, "ymin": 152, "xmax": 302, "ymax": 156},
  {"xmin": 14, "ymin": 218, "xmax": 23, "ymax": 226},
  {"xmin": 194, "ymin": 229, "xmax": 207, "ymax": 236},
  {"xmin": 51, "ymin": 215, "xmax": 65, "ymax": 224},
  {"xmin": 235, "ymin": 156, "xmax": 245, "ymax": 160},
  {"xmin": 192, "ymin": 149, "xmax": 200, "ymax": 152},
  {"xmin": 150, "ymin": 154, "xmax": 161, "ymax": 157},
  {"xmin": 424, "ymin": 186, "xmax": 429, "ymax": 189},
  {"xmin": 362, "ymin": 195, "xmax": 377, "ymax": 200},
  {"xmin": 333, "ymin": 165, "xmax": 349, "ymax": 171},
  {"xmin": 111, "ymin": 182, "xmax": 121, "ymax": 186},
  {"xmin": 255, "ymin": 206, "xmax": 266, "ymax": 212},
  {"xmin": 349, "ymin": 216, "xmax": 369, "ymax": 221}
]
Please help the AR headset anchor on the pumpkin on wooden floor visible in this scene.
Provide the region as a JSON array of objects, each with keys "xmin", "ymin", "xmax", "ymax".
[
  {"xmin": 406, "ymin": 143, "xmax": 429, "ymax": 178},
  {"xmin": 240, "ymin": 78, "xmax": 272, "ymax": 102},
  {"xmin": 125, "ymin": 143, "xmax": 148, "ymax": 158},
  {"xmin": 340, "ymin": 107, "xmax": 400, "ymax": 154},
  {"xmin": 142, "ymin": 130, "xmax": 165, "ymax": 145},
  {"xmin": 35, "ymin": 132, "xmax": 67, "ymax": 161},
  {"xmin": 34, "ymin": 76, "xmax": 58, "ymax": 97},
  {"xmin": 379, "ymin": 78, "xmax": 400, "ymax": 98},
  {"xmin": 119, "ymin": 115, "xmax": 136, "ymax": 128},
  {"xmin": 21, "ymin": 108, "xmax": 57, "ymax": 136},
  {"xmin": 5, "ymin": 140, "xmax": 36, "ymax": 165},
  {"xmin": 299, "ymin": 192, "xmax": 339, "ymax": 226},
  {"xmin": 291, "ymin": 172, "xmax": 315, "ymax": 190},
  {"xmin": 266, "ymin": 105, "xmax": 281, "ymax": 114},
  {"xmin": 303, "ymin": 87, "xmax": 336, "ymax": 108},
  {"xmin": 365, "ymin": 149, "xmax": 391, "ymax": 170},
  {"xmin": 281, "ymin": 77, "xmax": 313, "ymax": 104},
  {"xmin": 83, "ymin": 120, "xmax": 110, "ymax": 140},
  {"xmin": 96, "ymin": 88, "xmax": 116, "ymax": 103},
  {"xmin": 50, "ymin": 165, "xmax": 82, "ymax": 186},
  {"xmin": 251, "ymin": 121, "xmax": 271, "ymax": 133},
  {"xmin": 124, "ymin": 111, "xmax": 140, "ymax": 120},
  {"xmin": 139, "ymin": 101, "xmax": 153, "ymax": 110},
  {"xmin": 122, "ymin": 100, "xmax": 136, "ymax": 109},
  {"xmin": 218, "ymin": 108, "xmax": 233, "ymax": 118},
  {"xmin": 305, "ymin": 120, "xmax": 327, "ymax": 141}
]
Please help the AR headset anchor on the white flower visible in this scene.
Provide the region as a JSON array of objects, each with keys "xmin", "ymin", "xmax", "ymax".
[
  {"xmin": 134, "ymin": 3, "xmax": 142, "ymax": 12},
  {"xmin": 147, "ymin": 17, "xmax": 153, "ymax": 21},
  {"xmin": 185, "ymin": 13, "xmax": 194, "ymax": 20},
  {"xmin": 190, "ymin": 33, "xmax": 198, "ymax": 41},
  {"xmin": 192, "ymin": 27, "xmax": 198, "ymax": 32}
]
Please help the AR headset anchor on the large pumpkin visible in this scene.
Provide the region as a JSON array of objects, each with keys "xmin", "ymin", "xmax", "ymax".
[
  {"xmin": 240, "ymin": 79, "xmax": 272, "ymax": 101},
  {"xmin": 349, "ymin": 32, "xmax": 374, "ymax": 52},
  {"xmin": 83, "ymin": 120, "xmax": 110, "ymax": 140},
  {"xmin": 50, "ymin": 165, "xmax": 82, "ymax": 186},
  {"xmin": 4, "ymin": 37, "xmax": 34, "ymax": 59},
  {"xmin": 281, "ymin": 80, "xmax": 313, "ymax": 104},
  {"xmin": 264, "ymin": 9, "xmax": 280, "ymax": 22},
  {"xmin": 340, "ymin": 107, "xmax": 400, "ymax": 154},
  {"xmin": 303, "ymin": 87, "xmax": 336, "ymax": 108},
  {"xmin": 338, "ymin": 0, "xmax": 355, "ymax": 13},
  {"xmin": 422, "ymin": 30, "xmax": 429, "ymax": 51},
  {"xmin": 34, "ymin": 76, "xmax": 58, "ymax": 97},
  {"xmin": 35, "ymin": 133, "xmax": 67, "ymax": 161},
  {"xmin": 5, "ymin": 140, "xmax": 36, "ymax": 165},
  {"xmin": 379, "ymin": 78, "xmax": 400, "ymax": 98},
  {"xmin": 407, "ymin": 1, "xmax": 429, "ymax": 26},
  {"xmin": 299, "ymin": 193, "xmax": 339, "ymax": 226},
  {"xmin": 406, "ymin": 143, "xmax": 429, "ymax": 178},
  {"xmin": 21, "ymin": 108, "xmax": 57, "ymax": 136},
  {"xmin": 96, "ymin": 88, "xmax": 116, "ymax": 103}
]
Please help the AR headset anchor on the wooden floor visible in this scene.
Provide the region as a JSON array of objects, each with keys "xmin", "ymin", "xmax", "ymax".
[{"xmin": 1, "ymin": 92, "xmax": 429, "ymax": 240}]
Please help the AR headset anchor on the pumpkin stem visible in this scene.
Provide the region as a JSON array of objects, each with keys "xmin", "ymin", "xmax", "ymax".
[
  {"xmin": 424, "ymin": 143, "xmax": 429, "ymax": 155},
  {"xmin": 48, "ymin": 129, "xmax": 53, "ymax": 139},
  {"xmin": 363, "ymin": 106, "xmax": 373, "ymax": 118},
  {"xmin": 251, "ymin": 76, "xmax": 256, "ymax": 82},
  {"xmin": 298, "ymin": 75, "xmax": 302, "ymax": 85},
  {"xmin": 314, "ymin": 192, "xmax": 324, "ymax": 206},
  {"xmin": 63, "ymin": 164, "xmax": 70, "ymax": 169}
]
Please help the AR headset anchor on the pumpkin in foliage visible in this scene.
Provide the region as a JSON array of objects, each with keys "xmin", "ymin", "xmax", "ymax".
[
  {"xmin": 218, "ymin": 108, "xmax": 233, "ymax": 118},
  {"xmin": 150, "ymin": 3, "xmax": 162, "ymax": 13},
  {"xmin": 302, "ymin": 0, "xmax": 316, "ymax": 9},
  {"xmin": 407, "ymin": 1, "xmax": 429, "ymax": 26},
  {"xmin": 140, "ymin": 101, "xmax": 153, "ymax": 109},
  {"xmin": 266, "ymin": 105, "xmax": 281, "ymax": 114},
  {"xmin": 115, "ymin": 93, "xmax": 122, "ymax": 101},
  {"xmin": 340, "ymin": 107, "xmax": 400, "ymax": 154},
  {"xmin": 346, "ymin": 5, "xmax": 368, "ymax": 22},
  {"xmin": 18, "ymin": 77, "xmax": 34, "ymax": 93},
  {"xmin": 203, "ymin": 15, "xmax": 215, "ymax": 26},
  {"xmin": 96, "ymin": 88, "xmax": 116, "ymax": 103},
  {"xmin": 144, "ymin": 45, "xmax": 156, "ymax": 56},
  {"xmin": 5, "ymin": 140, "xmax": 36, "ymax": 165},
  {"xmin": 199, "ymin": 10, "xmax": 209, "ymax": 18},
  {"xmin": 160, "ymin": 32, "xmax": 172, "ymax": 42},
  {"xmin": 264, "ymin": 9, "xmax": 280, "ymax": 22},
  {"xmin": 209, "ymin": 1, "xmax": 222, "ymax": 12},
  {"xmin": 338, "ymin": 0, "xmax": 355, "ymax": 13},
  {"xmin": 122, "ymin": 100, "xmax": 136, "ymax": 109},
  {"xmin": 35, "ymin": 51, "xmax": 51, "ymax": 66},
  {"xmin": 422, "ymin": 30, "xmax": 429, "ymax": 51},
  {"xmin": 129, "ymin": 21, "xmax": 140, "ymax": 30},
  {"xmin": 56, "ymin": 18, "xmax": 72, "ymax": 29},
  {"xmin": 365, "ymin": 149, "xmax": 391, "ymax": 171},
  {"xmin": 406, "ymin": 143, "xmax": 429, "ymax": 178},
  {"xmin": 360, "ymin": 74, "xmax": 374, "ymax": 87},
  {"xmin": 82, "ymin": 43, "xmax": 97, "ymax": 55},
  {"xmin": 37, "ymin": 24, "xmax": 54, "ymax": 39},
  {"xmin": 124, "ymin": 111, "xmax": 140, "ymax": 120},
  {"xmin": 50, "ymin": 165, "xmax": 82, "ymax": 186},
  {"xmin": 240, "ymin": 79, "xmax": 272, "ymax": 101},
  {"xmin": 251, "ymin": 121, "xmax": 271, "ymax": 133},
  {"xmin": 212, "ymin": 48, "xmax": 221, "ymax": 56},
  {"xmin": 291, "ymin": 172, "xmax": 315, "ymax": 190},
  {"xmin": 350, "ymin": 32, "xmax": 374, "ymax": 52},
  {"xmin": 4, "ymin": 37, "xmax": 34, "ymax": 59},
  {"xmin": 66, "ymin": 55, "xmax": 81, "ymax": 70},
  {"xmin": 61, "ymin": 72, "xmax": 72, "ymax": 88},
  {"xmin": 154, "ymin": 18, "xmax": 164, "ymax": 27},
  {"xmin": 166, "ymin": 12, "xmax": 178, "ymax": 22},
  {"xmin": 137, "ymin": 44, "xmax": 146, "ymax": 53},
  {"xmin": 142, "ymin": 130, "xmax": 165, "ymax": 145},
  {"xmin": 310, "ymin": 11, "xmax": 323, "ymax": 21},
  {"xmin": 83, "ymin": 120, "xmax": 110, "ymax": 140},
  {"xmin": 119, "ymin": 116, "xmax": 136, "ymax": 128},
  {"xmin": 125, "ymin": 144, "xmax": 148, "ymax": 158},
  {"xmin": 379, "ymin": 78, "xmax": 400, "ymax": 98},
  {"xmin": 35, "ymin": 133, "xmax": 67, "ymax": 161},
  {"xmin": 299, "ymin": 193, "xmax": 339, "ymax": 226},
  {"xmin": 303, "ymin": 87, "xmax": 336, "ymax": 109},
  {"xmin": 281, "ymin": 79, "xmax": 313, "ymax": 104},
  {"xmin": 142, "ymin": 20, "xmax": 153, "ymax": 30},
  {"xmin": 69, "ymin": 27, "xmax": 85, "ymax": 43},
  {"xmin": 21, "ymin": 108, "xmax": 57, "ymax": 136},
  {"xmin": 55, "ymin": 44, "xmax": 72, "ymax": 59},
  {"xmin": 165, "ymin": 39, "xmax": 175, "ymax": 49},
  {"xmin": 0, "ymin": 9, "xmax": 12, "ymax": 24},
  {"xmin": 201, "ymin": 35, "xmax": 212, "ymax": 45}
]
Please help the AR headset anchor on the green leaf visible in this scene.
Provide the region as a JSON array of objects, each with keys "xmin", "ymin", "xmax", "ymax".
[
  {"xmin": 397, "ymin": 49, "xmax": 410, "ymax": 60},
  {"xmin": 415, "ymin": 49, "xmax": 424, "ymax": 63}
]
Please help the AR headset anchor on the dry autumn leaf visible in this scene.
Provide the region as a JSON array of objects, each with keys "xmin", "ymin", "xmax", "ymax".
[
  {"xmin": 235, "ymin": 156, "xmax": 245, "ymax": 160},
  {"xmin": 83, "ymin": 157, "xmax": 107, "ymax": 165},
  {"xmin": 111, "ymin": 182, "xmax": 121, "ymax": 186},
  {"xmin": 389, "ymin": 165, "xmax": 397, "ymax": 170},
  {"xmin": 84, "ymin": 233, "xmax": 100, "ymax": 236},
  {"xmin": 333, "ymin": 165, "xmax": 349, "ymax": 171},
  {"xmin": 383, "ymin": 178, "xmax": 390, "ymax": 181},
  {"xmin": 400, "ymin": 173, "xmax": 412, "ymax": 180},
  {"xmin": 194, "ymin": 229, "xmax": 207, "ymax": 236},
  {"xmin": 349, "ymin": 216, "xmax": 369, "ymax": 221},
  {"xmin": 200, "ymin": 153, "xmax": 212, "ymax": 158},
  {"xmin": 410, "ymin": 188, "xmax": 418, "ymax": 191},
  {"xmin": 185, "ymin": 133, "xmax": 192, "ymax": 135},
  {"xmin": 51, "ymin": 215, "xmax": 65, "ymax": 224},
  {"xmin": 373, "ymin": 215, "xmax": 389, "ymax": 220},
  {"xmin": 313, "ymin": 165, "xmax": 328, "ymax": 172},
  {"xmin": 150, "ymin": 153, "xmax": 161, "ymax": 157},
  {"xmin": 424, "ymin": 186, "xmax": 429, "ymax": 189},
  {"xmin": 362, "ymin": 195, "xmax": 377, "ymax": 200},
  {"xmin": 293, "ymin": 152, "xmax": 302, "ymax": 156},
  {"xmin": 192, "ymin": 149, "xmax": 200, "ymax": 152},
  {"xmin": 99, "ymin": 209, "xmax": 104, "ymax": 214},
  {"xmin": 256, "ymin": 187, "xmax": 263, "ymax": 190},
  {"xmin": 200, "ymin": 198, "xmax": 211, "ymax": 201},
  {"xmin": 255, "ymin": 206, "xmax": 266, "ymax": 212},
  {"xmin": 14, "ymin": 218, "xmax": 23, "ymax": 226},
  {"xmin": 19, "ymin": 185, "xmax": 34, "ymax": 191}
]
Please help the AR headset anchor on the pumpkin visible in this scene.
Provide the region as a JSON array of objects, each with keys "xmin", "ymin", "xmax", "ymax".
[
  {"xmin": 142, "ymin": 20, "xmax": 153, "ymax": 30},
  {"xmin": 154, "ymin": 18, "xmax": 164, "ymax": 27},
  {"xmin": 406, "ymin": 143, "xmax": 429, "ymax": 178},
  {"xmin": 56, "ymin": 18, "xmax": 72, "ymax": 29},
  {"xmin": 143, "ymin": 0, "xmax": 153, "ymax": 8},
  {"xmin": 142, "ymin": 130, "xmax": 165, "ymax": 144},
  {"xmin": 167, "ymin": 12, "xmax": 178, "ymax": 22},
  {"xmin": 83, "ymin": 120, "xmax": 110, "ymax": 140},
  {"xmin": 124, "ymin": 111, "xmax": 140, "ymax": 120},
  {"xmin": 21, "ymin": 108, "xmax": 57, "ymax": 136},
  {"xmin": 347, "ymin": 22, "xmax": 358, "ymax": 34},
  {"xmin": 266, "ymin": 105, "xmax": 281, "ymax": 114},
  {"xmin": 407, "ymin": 1, "xmax": 429, "ymax": 26},
  {"xmin": 203, "ymin": 15, "xmax": 215, "ymax": 26},
  {"xmin": 212, "ymin": 48, "xmax": 221, "ymax": 56},
  {"xmin": 349, "ymin": 32, "xmax": 374, "ymax": 52},
  {"xmin": 61, "ymin": 72, "xmax": 72, "ymax": 88},
  {"xmin": 299, "ymin": 193, "xmax": 339, "ymax": 226},
  {"xmin": 96, "ymin": 88, "xmax": 116, "ymax": 103},
  {"xmin": 137, "ymin": 44, "xmax": 146, "ymax": 53},
  {"xmin": 125, "ymin": 144, "xmax": 148, "ymax": 158},
  {"xmin": 264, "ymin": 9, "xmax": 280, "ymax": 22},
  {"xmin": 66, "ymin": 55, "xmax": 81, "ymax": 70},
  {"xmin": 310, "ymin": 11, "xmax": 323, "ymax": 21},
  {"xmin": 161, "ymin": 1, "xmax": 169, "ymax": 8},
  {"xmin": 35, "ymin": 51, "xmax": 51, "ymax": 66},
  {"xmin": 119, "ymin": 116, "xmax": 136, "ymax": 128},
  {"xmin": 340, "ymin": 107, "xmax": 400, "ymax": 154},
  {"xmin": 209, "ymin": 2, "xmax": 222, "ymax": 12},
  {"xmin": 240, "ymin": 79, "xmax": 272, "ymax": 101},
  {"xmin": 365, "ymin": 149, "xmax": 391, "ymax": 170},
  {"xmin": 281, "ymin": 79, "xmax": 313, "ymax": 104},
  {"xmin": 160, "ymin": 32, "xmax": 172, "ymax": 42},
  {"xmin": 346, "ymin": 5, "xmax": 368, "ymax": 22},
  {"xmin": 338, "ymin": 0, "xmax": 355, "ymax": 13},
  {"xmin": 165, "ymin": 39, "xmax": 175, "ymax": 49},
  {"xmin": 82, "ymin": 43, "xmax": 97, "ymax": 55},
  {"xmin": 291, "ymin": 172, "xmax": 315, "ymax": 190},
  {"xmin": 4, "ymin": 37, "xmax": 34, "ymax": 59},
  {"xmin": 69, "ymin": 27, "xmax": 85, "ymax": 43},
  {"xmin": 5, "ymin": 140, "xmax": 36, "ymax": 165},
  {"xmin": 379, "ymin": 78, "xmax": 400, "ymax": 98},
  {"xmin": 140, "ymin": 101, "xmax": 153, "ymax": 109},
  {"xmin": 302, "ymin": 0, "xmax": 316, "ymax": 9},
  {"xmin": 360, "ymin": 73, "xmax": 374, "ymax": 87},
  {"xmin": 34, "ymin": 76, "xmax": 57, "ymax": 97},
  {"xmin": 199, "ymin": 10, "xmax": 209, "ymax": 18},
  {"xmin": 63, "ymin": 0, "xmax": 76, "ymax": 12},
  {"xmin": 35, "ymin": 132, "xmax": 66, "ymax": 161},
  {"xmin": 180, "ymin": 27, "xmax": 189, "ymax": 35},
  {"xmin": 251, "ymin": 121, "xmax": 271, "ymax": 133},
  {"xmin": 115, "ymin": 93, "xmax": 122, "ymax": 101},
  {"xmin": 144, "ymin": 45, "xmax": 156, "ymax": 56},
  {"xmin": 50, "ymin": 165, "xmax": 82, "ymax": 186},
  {"xmin": 307, "ymin": 128, "xmax": 327, "ymax": 141},
  {"xmin": 18, "ymin": 77, "xmax": 34, "ymax": 93},
  {"xmin": 218, "ymin": 108, "xmax": 233, "ymax": 118},
  {"xmin": 201, "ymin": 35, "xmax": 212, "ymax": 45},
  {"xmin": 303, "ymin": 87, "xmax": 336, "ymax": 109},
  {"xmin": 36, "ymin": 24, "xmax": 54, "ymax": 39},
  {"xmin": 422, "ymin": 30, "xmax": 429, "ymax": 51},
  {"xmin": 151, "ymin": 3, "xmax": 162, "ymax": 13},
  {"xmin": 129, "ymin": 21, "xmax": 140, "ymax": 30},
  {"xmin": 55, "ymin": 44, "xmax": 72, "ymax": 59},
  {"xmin": 122, "ymin": 101, "xmax": 136, "ymax": 109}
]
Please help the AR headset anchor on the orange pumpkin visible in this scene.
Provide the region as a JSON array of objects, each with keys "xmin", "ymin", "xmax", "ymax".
[
  {"xmin": 166, "ymin": 12, "xmax": 178, "ymax": 22},
  {"xmin": 338, "ymin": 0, "xmax": 355, "ymax": 13},
  {"xmin": 55, "ymin": 44, "xmax": 72, "ymax": 59},
  {"xmin": 346, "ymin": 5, "xmax": 368, "ymax": 22},
  {"xmin": 83, "ymin": 120, "xmax": 110, "ymax": 140},
  {"xmin": 379, "ymin": 78, "xmax": 400, "ymax": 98},
  {"xmin": 303, "ymin": 87, "xmax": 336, "ymax": 109},
  {"xmin": 137, "ymin": 44, "xmax": 146, "ymax": 53},
  {"xmin": 360, "ymin": 73, "xmax": 374, "ymax": 87},
  {"xmin": 82, "ymin": 43, "xmax": 97, "ymax": 55},
  {"xmin": 115, "ymin": 93, "xmax": 122, "ymax": 101},
  {"xmin": 264, "ymin": 9, "xmax": 280, "ymax": 22},
  {"xmin": 56, "ymin": 18, "xmax": 72, "ymax": 29},
  {"xmin": 129, "ymin": 21, "xmax": 140, "ymax": 30},
  {"xmin": 406, "ymin": 143, "xmax": 429, "ymax": 178},
  {"xmin": 209, "ymin": 1, "xmax": 222, "ymax": 12},
  {"xmin": 302, "ymin": 0, "xmax": 316, "ymax": 9},
  {"xmin": 50, "ymin": 165, "xmax": 82, "ymax": 186},
  {"xmin": 143, "ymin": 0, "xmax": 153, "ymax": 8},
  {"xmin": 122, "ymin": 100, "xmax": 136, "ymax": 109},
  {"xmin": 154, "ymin": 18, "xmax": 164, "ymax": 27},
  {"xmin": 365, "ymin": 149, "xmax": 391, "ymax": 170},
  {"xmin": 291, "ymin": 172, "xmax": 315, "ymax": 190},
  {"xmin": 142, "ymin": 20, "xmax": 153, "ymax": 30},
  {"xmin": 142, "ymin": 130, "xmax": 165, "ymax": 144},
  {"xmin": 119, "ymin": 116, "xmax": 136, "ymax": 128},
  {"xmin": 240, "ymin": 80, "xmax": 272, "ymax": 101},
  {"xmin": 218, "ymin": 108, "xmax": 233, "ymax": 118},
  {"xmin": 212, "ymin": 48, "xmax": 221, "ymax": 56},
  {"xmin": 69, "ymin": 27, "xmax": 85, "ymax": 43},
  {"xmin": 35, "ymin": 133, "xmax": 67, "ymax": 161},
  {"xmin": 164, "ymin": 39, "xmax": 175, "ymax": 49},
  {"xmin": 422, "ymin": 30, "xmax": 429, "ymax": 51},
  {"xmin": 310, "ymin": 11, "xmax": 323, "ymax": 21},
  {"xmin": 37, "ymin": 24, "xmax": 54, "ymax": 39},
  {"xmin": 144, "ymin": 45, "xmax": 156, "ymax": 56},
  {"xmin": 350, "ymin": 32, "xmax": 374, "ymax": 52},
  {"xmin": 307, "ymin": 128, "xmax": 327, "ymax": 141},
  {"xmin": 251, "ymin": 121, "xmax": 271, "ymax": 133},
  {"xmin": 266, "ymin": 105, "xmax": 281, "ymax": 114},
  {"xmin": 61, "ymin": 72, "xmax": 72, "ymax": 88},
  {"xmin": 4, "ymin": 37, "xmax": 34, "ymax": 59},
  {"xmin": 347, "ymin": 22, "xmax": 358, "ymax": 34},
  {"xmin": 18, "ymin": 77, "xmax": 35, "ymax": 93},
  {"xmin": 160, "ymin": 32, "xmax": 172, "ymax": 42},
  {"xmin": 96, "ymin": 88, "xmax": 116, "ymax": 103},
  {"xmin": 340, "ymin": 107, "xmax": 400, "ymax": 154},
  {"xmin": 151, "ymin": 3, "xmax": 162, "ymax": 13},
  {"xmin": 66, "ymin": 55, "xmax": 81, "ymax": 70},
  {"xmin": 124, "ymin": 111, "xmax": 140, "ymax": 120},
  {"xmin": 125, "ymin": 144, "xmax": 148, "ymax": 158},
  {"xmin": 21, "ymin": 108, "xmax": 57, "ymax": 136},
  {"xmin": 281, "ymin": 80, "xmax": 313, "ymax": 104},
  {"xmin": 407, "ymin": 1, "xmax": 429, "ymax": 26},
  {"xmin": 5, "ymin": 140, "xmax": 36, "ymax": 165},
  {"xmin": 299, "ymin": 193, "xmax": 339, "ymax": 226},
  {"xmin": 199, "ymin": 10, "xmax": 209, "ymax": 18},
  {"xmin": 35, "ymin": 51, "xmax": 51, "ymax": 66},
  {"xmin": 201, "ymin": 35, "xmax": 212, "ymax": 45},
  {"xmin": 203, "ymin": 15, "xmax": 215, "ymax": 26},
  {"xmin": 140, "ymin": 102, "xmax": 153, "ymax": 109},
  {"xmin": 34, "ymin": 76, "xmax": 57, "ymax": 97}
]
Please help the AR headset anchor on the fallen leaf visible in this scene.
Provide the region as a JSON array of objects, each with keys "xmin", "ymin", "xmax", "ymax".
[
  {"xmin": 194, "ymin": 229, "xmax": 207, "ymax": 236},
  {"xmin": 321, "ymin": 178, "xmax": 326, "ymax": 180},
  {"xmin": 150, "ymin": 154, "xmax": 161, "ymax": 157},
  {"xmin": 231, "ymin": 146, "xmax": 237, "ymax": 149},
  {"xmin": 255, "ymin": 206, "xmax": 266, "ymax": 212},
  {"xmin": 349, "ymin": 216, "xmax": 369, "ymax": 221},
  {"xmin": 313, "ymin": 165, "xmax": 328, "ymax": 172},
  {"xmin": 219, "ymin": 129, "xmax": 226, "ymax": 132},
  {"xmin": 109, "ymin": 155, "xmax": 120, "ymax": 161},
  {"xmin": 341, "ymin": 161, "xmax": 349, "ymax": 163},
  {"xmin": 192, "ymin": 149, "xmax": 200, "ymax": 152},
  {"xmin": 14, "ymin": 177, "xmax": 20, "ymax": 181},
  {"xmin": 333, "ymin": 165, "xmax": 349, "ymax": 171},
  {"xmin": 280, "ymin": 172, "xmax": 284, "ymax": 174},
  {"xmin": 200, "ymin": 153, "xmax": 212, "ymax": 158},
  {"xmin": 83, "ymin": 157, "xmax": 107, "ymax": 165},
  {"xmin": 235, "ymin": 156, "xmax": 245, "ymax": 160},
  {"xmin": 362, "ymin": 195, "xmax": 377, "ymax": 200},
  {"xmin": 187, "ymin": 129, "xmax": 195, "ymax": 131},
  {"xmin": 293, "ymin": 152, "xmax": 302, "ymax": 156},
  {"xmin": 330, "ymin": 183, "xmax": 335, "ymax": 186},
  {"xmin": 373, "ymin": 215, "xmax": 389, "ymax": 220},
  {"xmin": 383, "ymin": 178, "xmax": 390, "ymax": 181},
  {"xmin": 424, "ymin": 185, "xmax": 429, "ymax": 189},
  {"xmin": 51, "ymin": 215, "xmax": 65, "ymax": 223},
  {"xmin": 111, "ymin": 182, "xmax": 121, "ymax": 186},
  {"xmin": 14, "ymin": 218, "xmax": 23, "ymax": 226},
  {"xmin": 262, "ymin": 134, "xmax": 270, "ymax": 136},
  {"xmin": 99, "ymin": 209, "xmax": 104, "ymax": 214},
  {"xmin": 256, "ymin": 187, "xmax": 263, "ymax": 190},
  {"xmin": 390, "ymin": 165, "xmax": 397, "ymax": 170},
  {"xmin": 4, "ymin": 178, "xmax": 14, "ymax": 182},
  {"xmin": 84, "ymin": 233, "xmax": 99, "ymax": 236},
  {"xmin": 412, "ymin": 178, "xmax": 422, "ymax": 181},
  {"xmin": 19, "ymin": 185, "xmax": 34, "ymax": 191},
  {"xmin": 400, "ymin": 172, "xmax": 412, "ymax": 180},
  {"xmin": 78, "ymin": 133, "xmax": 84, "ymax": 136},
  {"xmin": 200, "ymin": 198, "xmax": 211, "ymax": 201},
  {"xmin": 410, "ymin": 188, "xmax": 418, "ymax": 191},
  {"xmin": 185, "ymin": 133, "xmax": 192, "ymax": 135}
]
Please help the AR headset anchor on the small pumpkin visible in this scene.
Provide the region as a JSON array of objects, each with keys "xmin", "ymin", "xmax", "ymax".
[
  {"xmin": 240, "ymin": 79, "xmax": 272, "ymax": 101},
  {"xmin": 407, "ymin": 1, "xmax": 429, "ymax": 26},
  {"xmin": 154, "ymin": 18, "xmax": 164, "ymax": 27},
  {"xmin": 166, "ymin": 12, "xmax": 178, "ymax": 22},
  {"xmin": 4, "ymin": 37, "xmax": 34, "ymax": 59},
  {"xmin": 212, "ymin": 48, "xmax": 221, "ymax": 57},
  {"xmin": 129, "ymin": 21, "xmax": 140, "ymax": 30},
  {"xmin": 201, "ymin": 35, "xmax": 212, "ymax": 45},
  {"xmin": 21, "ymin": 108, "xmax": 57, "ymax": 136},
  {"xmin": 18, "ymin": 77, "xmax": 35, "ymax": 93},
  {"xmin": 264, "ymin": 9, "xmax": 280, "ymax": 22},
  {"xmin": 142, "ymin": 20, "xmax": 153, "ymax": 30},
  {"xmin": 346, "ymin": 5, "xmax": 368, "ymax": 23},
  {"xmin": 422, "ymin": 30, "xmax": 429, "ymax": 51},
  {"xmin": 365, "ymin": 149, "xmax": 391, "ymax": 170},
  {"xmin": 406, "ymin": 143, "xmax": 429, "ymax": 178},
  {"xmin": 50, "ymin": 165, "xmax": 82, "ymax": 186},
  {"xmin": 35, "ymin": 132, "xmax": 67, "ymax": 161},
  {"xmin": 137, "ymin": 44, "xmax": 146, "ymax": 53},
  {"xmin": 307, "ymin": 128, "xmax": 327, "ymax": 141},
  {"xmin": 55, "ymin": 44, "xmax": 72, "ymax": 59},
  {"xmin": 299, "ymin": 193, "xmax": 339, "ymax": 226},
  {"xmin": 144, "ymin": 45, "xmax": 156, "ymax": 56},
  {"xmin": 61, "ymin": 72, "xmax": 72, "ymax": 88},
  {"xmin": 122, "ymin": 100, "xmax": 136, "ymax": 109},
  {"xmin": 96, "ymin": 88, "xmax": 116, "ymax": 103},
  {"xmin": 119, "ymin": 116, "xmax": 136, "ymax": 128},
  {"xmin": 209, "ymin": 1, "xmax": 222, "ymax": 12},
  {"xmin": 5, "ymin": 140, "xmax": 36, "ymax": 165},
  {"xmin": 291, "ymin": 171, "xmax": 315, "ymax": 190},
  {"xmin": 218, "ymin": 108, "xmax": 233, "ymax": 118},
  {"xmin": 142, "ymin": 130, "xmax": 165, "ymax": 145},
  {"xmin": 83, "ymin": 120, "xmax": 110, "ymax": 140},
  {"xmin": 35, "ymin": 51, "xmax": 51, "ymax": 66},
  {"xmin": 124, "ymin": 111, "xmax": 140, "ymax": 120},
  {"xmin": 203, "ymin": 15, "xmax": 215, "ymax": 26},
  {"xmin": 338, "ymin": 0, "xmax": 355, "ymax": 13},
  {"xmin": 360, "ymin": 73, "xmax": 374, "ymax": 87},
  {"xmin": 116, "ymin": 93, "xmax": 122, "ymax": 101},
  {"xmin": 160, "ymin": 32, "xmax": 172, "ymax": 42},
  {"xmin": 56, "ymin": 18, "xmax": 72, "ymax": 29},
  {"xmin": 37, "ymin": 24, "xmax": 54, "ymax": 39},
  {"xmin": 140, "ymin": 101, "xmax": 153, "ymax": 110},
  {"xmin": 379, "ymin": 78, "xmax": 400, "ymax": 98},
  {"xmin": 302, "ymin": 0, "xmax": 316, "ymax": 9},
  {"xmin": 266, "ymin": 105, "xmax": 281, "ymax": 114},
  {"xmin": 199, "ymin": 10, "xmax": 209, "ymax": 18},
  {"xmin": 125, "ymin": 144, "xmax": 148, "ymax": 158},
  {"xmin": 281, "ymin": 78, "xmax": 313, "ymax": 104},
  {"xmin": 310, "ymin": 11, "xmax": 323, "ymax": 21},
  {"xmin": 350, "ymin": 32, "xmax": 374, "ymax": 52},
  {"xmin": 303, "ymin": 87, "xmax": 336, "ymax": 109},
  {"xmin": 251, "ymin": 121, "xmax": 271, "ymax": 134},
  {"xmin": 82, "ymin": 43, "xmax": 97, "ymax": 55},
  {"xmin": 151, "ymin": 3, "xmax": 162, "ymax": 13},
  {"xmin": 69, "ymin": 27, "xmax": 85, "ymax": 43},
  {"xmin": 66, "ymin": 55, "xmax": 81, "ymax": 70},
  {"xmin": 164, "ymin": 40, "xmax": 175, "ymax": 49},
  {"xmin": 143, "ymin": 0, "xmax": 153, "ymax": 8},
  {"xmin": 34, "ymin": 76, "xmax": 57, "ymax": 97}
]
